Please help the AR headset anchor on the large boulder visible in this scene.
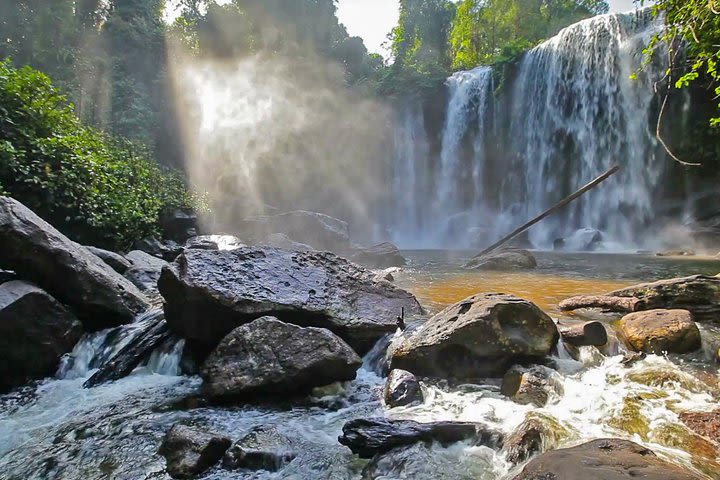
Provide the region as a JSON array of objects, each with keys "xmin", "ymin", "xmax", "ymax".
[
  {"xmin": 389, "ymin": 293, "xmax": 558, "ymax": 379},
  {"xmin": 0, "ymin": 197, "xmax": 149, "ymax": 329},
  {"xmin": 617, "ymin": 309, "xmax": 701, "ymax": 354},
  {"xmin": 159, "ymin": 248, "xmax": 423, "ymax": 353},
  {"xmin": 200, "ymin": 317, "xmax": 362, "ymax": 400},
  {"xmin": 560, "ymin": 275, "xmax": 720, "ymax": 321},
  {"xmin": 0, "ymin": 281, "xmax": 83, "ymax": 392},
  {"xmin": 512, "ymin": 438, "xmax": 705, "ymax": 480},
  {"xmin": 86, "ymin": 246, "xmax": 132, "ymax": 274},
  {"xmin": 338, "ymin": 418, "xmax": 501, "ymax": 459},
  {"xmin": 124, "ymin": 250, "xmax": 168, "ymax": 292},
  {"xmin": 464, "ymin": 249, "xmax": 537, "ymax": 270},
  {"xmin": 242, "ymin": 211, "xmax": 351, "ymax": 252},
  {"xmin": 158, "ymin": 424, "xmax": 231, "ymax": 479},
  {"xmin": 222, "ymin": 426, "xmax": 297, "ymax": 472},
  {"xmin": 350, "ymin": 243, "xmax": 407, "ymax": 269}
]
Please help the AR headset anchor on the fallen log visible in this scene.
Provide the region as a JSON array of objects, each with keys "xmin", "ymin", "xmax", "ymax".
[
  {"xmin": 556, "ymin": 320, "xmax": 608, "ymax": 347},
  {"xmin": 473, "ymin": 165, "xmax": 619, "ymax": 259},
  {"xmin": 558, "ymin": 295, "xmax": 643, "ymax": 313},
  {"xmin": 84, "ymin": 309, "xmax": 173, "ymax": 388}
]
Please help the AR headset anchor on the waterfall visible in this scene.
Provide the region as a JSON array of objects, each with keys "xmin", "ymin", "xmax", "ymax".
[{"xmin": 392, "ymin": 9, "xmax": 669, "ymax": 251}]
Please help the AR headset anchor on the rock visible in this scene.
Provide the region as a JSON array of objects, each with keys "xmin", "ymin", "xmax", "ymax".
[
  {"xmin": 389, "ymin": 293, "xmax": 558, "ymax": 379},
  {"xmin": 242, "ymin": 210, "xmax": 350, "ymax": 252},
  {"xmin": 383, "ymin": 369, "xmax": 423, "ymax": 408},
  {"xmin": 159, "ymin": 208, "xmax": 198, "ymax": 242},
  {"xmin": 338, "ymin": 418, "xmax": 501, "ymax": 459},
  {"xmin": 0, "ymin": 281, "xmax": 83, "ymax": 392},
  {"xmin": 464, "ymin": 249, "xmax": 537, "ymax": 270},
  {"xmin": 504, "ymin": 416, "xmax": 564, "ymax": 464},
  {"xmin": 0, "ymin": 197, "xmax": 149, "ymax": 329},
  {"xmin": 564, "ymin": 228, "xmax": 603, "ymax": 251},
  {"xmin": 680, "ymin": 411, "xmax": 720, "ymax": 444},
  {"xmin": 360, "ymin": 444, "xmax": 439, "ymax": 480},
  {"xmin": 133, "ymin": 237, "xmax": 183, "ymax": 262},
  {"xmin": 262, "ymin": 233, "xmax": 314, "ymax": 251},
  {"xmin": 373, "ymin": 268, "xmax": 398, "ymax": 283},
  {"xmin": 556, "ymin": 320, "xmax": 608, "ymax": 347},
  {"xmin": 124, "ymin": 250, "xmax": 168, "ymax": 292},
  {"xmin": 501, "ymin": 365, "xmax": 563, "ymax": 407},
  {"xmin": 159, "ymin": 248, "xmax": 423, "ymax": 354},
  {"xmin": 0, "ymin": 269, "xmax": 16, "ymax": 284},
  {"xmin": 620, "ymin": 351, "xmax": 647, "ymax": 367},
  {"xmin": 350, "ymin": 243, "xmax": 406, "ymax": 269},
  {"xmin": 83, "ymin": 309, "xmax": 172, "ymax": 388},
  {"xmin": 559, "ymin": 295, "xmax": 642, "ymax": 313},
  {"xmin": 511, "ymin": 438, "xmax": 705, "ymax": 480},
  {"xmin": 158, "ymin": 424, "xmax": 231, "ymax": 479},
  {"xmin": 656, "ymin": 250, "xmax": 696, "ymax": 257},
  {"xmin": 185, "ymin": 235, "xmax": 245, "ymax": 251},
  {"xmin": 222, "ymin": 426, "xmax": 296, "ymax": 472},
  {"xmin": 617, "ymin": 309, "xmax": 701, "ymax": 354},
  {"xmin": 200, "ymin": 317, "xmax": 362, "ymax": 400},
  {"xmin": 86, "ymin": 246, "xmax": 132, "ymax": 274}
]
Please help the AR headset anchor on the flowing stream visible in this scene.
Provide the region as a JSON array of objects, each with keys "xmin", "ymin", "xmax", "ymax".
[{"xmin": 1, "ymin": 252, "xmax": 719, "ymax": 479}]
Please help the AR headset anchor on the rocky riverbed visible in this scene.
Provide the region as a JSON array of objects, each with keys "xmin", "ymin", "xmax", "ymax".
[{"xmin": 1, "ymin": 198, "xmax": 720, "ymax": 479}]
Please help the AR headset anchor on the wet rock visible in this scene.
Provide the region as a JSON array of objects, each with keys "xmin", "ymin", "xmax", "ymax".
[
  {"xmin": 0, "ymin": 281, "xmax": 83, "ymax": 392},
  {"xmin": 184, "ymin": 237, "xmax": 218, "ymax": 251},
  {"xmin": 620, "ymin": 351, "xmax": 647, "ymax": 367},
  {"xmin": 360, "ymin": 444, "xmax": 437, "ymax": 480},
  {"xmin": 501, "ymin": 365, "xmax": 563, "ymax": 407},
  {"xmin": 0, "ymin": 269, "xmax": 16, "ymax": 284},
  {"xmin": 390, "ymin": 293, "xmax": 558, "ymax": 379},
  {"xmin": 504, "ymin": 415, "xmax": 566, "ymax": 464},
  {"xmin": 383, "ymin": 369, "xmax": 423, "ymax": 408},
  {"xmin": 159, "ymin": 247, "xmax": 423, "ymax": 354},
  {"xmin": 618, "ymin": 309, "xmax": 701, "ymax": 354},
  {"xmin": 133, "ymin": 237, "xmax": 184, "ymax": 262},
  {"xmin": 185, "ymin": 235, "xmax": 245, "ymax": 251},
  {"xmin": 680, "ymin": 410, "xmax": 720, "ymax": 444},
  {"xmin": 464, "ymin": 249, "xmax": 537, "ymax": 270},
  {"xmin": 512, "ymin": 438, "xmax": 705, "ymax": 479},
  {"xmin": 222, "ymin": 426, "xmax": 296, "ymax": 472},
  {"xmin": 159, "ymin": 424, "xmax": 231, "ymax": 479},
  {"xmin": 350, "ymin": 242, "xmax": 407, "ymax": 269},
  {"xmin": 564, "ymin": 228, "xmax": 603, "ymax": 251},
  {"xmin": 338, "ymin": 418, "xmax": 501, "ymax": 458},
  {"xmin": 0, "ymin": 197, "xmax": 149, "ymax": 329},
  {"xmin": 200, "ymin": 317, "xmax": 362, "ymax": 400},
  {"xmin": 124, "ymin": 250, "xmax": 168, "ymax": 292},
  {"xmin": 556, "ymin": 320, "xmax": 608, "ymax": 347},
  {"xmin": 160, "ymin": 208, "xmax": 198, "ymax": 242},
  {"xmin": 86, "ymin": 246, "xmax": 132, "ymax": 274},
  {"xmin": 262, "ymin": 233, "xmax": 314, "ymax": 251},
  {"xmin": 242, "ymin": 210, "xmax": 350, "ymax": 252},
  {"xmin": 560, "ymin": 275, "xmax": 720, "ymax": 321}
]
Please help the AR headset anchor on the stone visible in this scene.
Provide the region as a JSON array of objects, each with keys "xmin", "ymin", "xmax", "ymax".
[
  {"xmin": 464, "ymin": 249, "xmax": 537, "ymax": 270},
  {"xmin": 242, "ymin": 210, "xmax": 350, "ymax": 252},
  {"xmin": 389, "ymin": 293, "xmax": 558, "ymax": 379},
  {"xmin": 185, "ymin": 235, "xmax": 245, "ymax": 251},
  {"xmin": 504, "ymin": 417, "xmax": 559, "ymax": 464},
  {"xmin": 559, "ymin": 295, "xmax": 642, "ymax": 313},
  {"xmin": 556, "ymin": 320, "xmax": 608, "ymax": 347},
  {"xmin": 680, "ymin": 411, "xmax": 720, "ymax": 444},
  {"xmin": 222, "ymin": 426, "xmax": 296, "ymax": 472},
  {"xmin": 350, "ymin": 243, "xmax": 407, "ymax": 269},
  {"xmin": 159, "ymin": 248, "xmax": 423, "ymax": 354},
  {"xmin": 338, "ymin": 418, "xmax": 501, "ymax": 459},
  {"xmin": 0, "ymin": 197, "xmax": 149, "ymax": 329},
  {"xmin": 159, "ymin": 208, "xmax": 198, "ymax": 242},
  {"xmin": 0, "ymin": 281, "xmax": 83, "ymax": 392},
  {"xmin": 133, "ymin": 237, "xmax": 183, "ymax": 262},
  {"xmin": 564, "ymin": 227, "xmax": 603, "ymax": 251},
  {"xmin": 373, "ymin": 268, "xmax": 398, "ymax": 283},
  {"xmin": 383, "ymin": 369, "xmax": 423, "ymax": 408},
  {"xmin": 200, "ymin": 317, "xmax": 362, "ymax": 400},
  {"xmin": 512, "ymin": 438, "xmax": 705, "ymax": 479},
  {"xmin": 617, "ymin": 309, "xmax": 701, "ymax": 354},
  {"xmin": 124, "ymin": 250, "xmax": 168, "ymax": 292},
  {"xmin": 656, "ymin": 250, "xmax": 696, "ymax": 257},
  {"xmin": 501, "ymin": 365, "xmax": 563, "ymax": 407},
  {"xmin": 158, "ymin": 424, "xmax": 231, "ymax": 479},
  {"xmin": 86, "ymin": 246, "xmax": 132, "ymax": 274}
]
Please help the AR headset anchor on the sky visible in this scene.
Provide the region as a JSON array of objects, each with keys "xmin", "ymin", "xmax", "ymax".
[{"xmin": 336, "ymin": 0, "xmax": 647, "ymax": 57}]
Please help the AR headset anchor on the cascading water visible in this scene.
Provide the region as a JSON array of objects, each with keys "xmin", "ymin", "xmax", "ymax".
[{"xmin": 392, "ymin": 10, "xmax": 670, "ymax": 250}]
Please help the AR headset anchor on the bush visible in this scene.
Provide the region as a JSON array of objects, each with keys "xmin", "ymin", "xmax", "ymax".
[{"xmin": 0, "ymin": 60, "xmax": 199, "ymax": 249}]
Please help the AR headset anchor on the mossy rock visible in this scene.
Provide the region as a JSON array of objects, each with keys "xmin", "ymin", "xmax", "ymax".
[
  {"xmin": 626, "ymin": 368, "xmax": 710, "ymax": 394},
  {"xmin": 608, "ymin": 395, "xmax": 650, "ymax": 439}
]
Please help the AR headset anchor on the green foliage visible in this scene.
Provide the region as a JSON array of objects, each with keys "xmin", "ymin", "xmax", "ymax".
[
  {"xmin": 645, "ymin": 0, "xmax": 720, "ymax": 125},
  {"xmin": 0, "ymin": 60, "xmax": 196, "ymax": 249},
  {"xmin": 449, "ymin": 0, "xmax": 609, "ymax": 69}
]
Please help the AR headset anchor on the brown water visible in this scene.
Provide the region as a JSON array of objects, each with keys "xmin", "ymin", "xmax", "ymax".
[{"xmin": 398, "ymin": 251, "xmax": 720, "ymax": 316}]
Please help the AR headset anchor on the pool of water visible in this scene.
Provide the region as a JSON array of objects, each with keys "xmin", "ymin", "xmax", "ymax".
[{"xmin": 0, "ymin": 251, "xmax": 718, "ymax": 479}]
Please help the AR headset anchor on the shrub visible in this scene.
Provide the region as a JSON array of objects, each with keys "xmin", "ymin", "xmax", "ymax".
[{"xmin": 0, "ymin": 59, "xmax": 198, "ymax": 249}]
